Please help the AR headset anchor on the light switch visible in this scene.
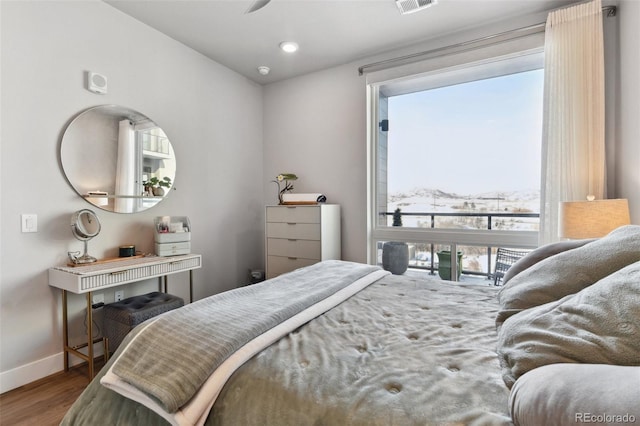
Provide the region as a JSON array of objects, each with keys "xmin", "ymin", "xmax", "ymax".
[{"xmin": 21, "ymin": 214, "xmax": 37, "ymax": 233}]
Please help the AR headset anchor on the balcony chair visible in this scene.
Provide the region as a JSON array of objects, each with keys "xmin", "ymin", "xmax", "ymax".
[{"xmin": 493, "ymin": 248, "xmax": 529, "ymax": 286}]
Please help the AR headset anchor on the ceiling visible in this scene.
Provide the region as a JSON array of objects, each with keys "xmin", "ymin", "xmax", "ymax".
[{"xmin": 104, "ymin": 0, "xmax": 576, "ymax": 84}]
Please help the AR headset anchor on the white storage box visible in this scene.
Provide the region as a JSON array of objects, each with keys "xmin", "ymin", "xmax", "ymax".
[
  {"xmin": 156, "ymin": 232, "xmax": 192, "ymax": 244},
  {"xmin": 155, "ymin": 216, "xmax": 191, "ymax": 256},
  {"xmin": 155, "ymin": 241, "xmax": 191, "ymax": 256}
]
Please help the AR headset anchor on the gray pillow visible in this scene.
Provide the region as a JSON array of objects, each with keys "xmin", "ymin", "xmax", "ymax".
[
  {"xmin": 509, "ymin": 364, "xmax": 640, "ymax": 426},
  {"xmin": 502, "ymin": 239, "xmax": 595, "ymax": 285},
  {"xmin": 496, "ymin": 225, "xmax": 640, "ymax": 329},
  {"xmin": 497, "ymin": 261, "xmax": 640, "ymax": 389}
]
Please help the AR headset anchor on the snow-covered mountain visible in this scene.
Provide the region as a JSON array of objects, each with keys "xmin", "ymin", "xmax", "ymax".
[{"xmin": 388, "ymin": 187, "xmax": 540, "ymax": 214}]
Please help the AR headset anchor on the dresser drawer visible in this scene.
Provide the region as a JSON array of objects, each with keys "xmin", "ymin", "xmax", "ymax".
[
  {"xmin": 267, "ymin": 238, "xmax": 321, "ymax": 260},
  {"xmin": 265, "ymin": 204, "xmax": 341, "ymax": 279},
  {"xmin": 266, "ymin": 223, "xmax": 320, "ymax": 240},
  {"xmin": 267, "ymin": 256, "xmax": 317, "ymax": 279},
  {"xmin": 266, "ymin": 206, "xmax": 320, "ymax": 224}
]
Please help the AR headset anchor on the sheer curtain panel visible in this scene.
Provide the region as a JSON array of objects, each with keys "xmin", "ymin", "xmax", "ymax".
[{"xmin": 540, "ymin": 0, "xmax": 605, "ymax": 245}]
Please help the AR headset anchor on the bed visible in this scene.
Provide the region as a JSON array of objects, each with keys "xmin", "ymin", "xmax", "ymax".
[
  {"xmin": 61, "ymin": 225, "xmax": 640, "ymax": 426},
  {"xmin": 62, "ymin": 260, "xmax": 511, "ymax": 426}
]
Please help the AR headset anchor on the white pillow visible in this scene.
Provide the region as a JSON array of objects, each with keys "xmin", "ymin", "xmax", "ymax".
[
  {"xmin": 496, "ymin": 225, "xmax": 640, "ymax": 329},
  {"xmin": 497, "ymin": 261, "xmax": 640, "ymax": 388},
  {"xmin": 510, "ymin": 364, "xmax": 640, "ymax": 426},
  {"xmin": 501, "ymin": 239, "xmax": 594, "ymax": 285}
]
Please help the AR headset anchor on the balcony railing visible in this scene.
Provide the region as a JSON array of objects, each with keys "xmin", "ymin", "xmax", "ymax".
[{"xmin": 381, "ymin": 211, "xmax": 539, "ymax": 280}]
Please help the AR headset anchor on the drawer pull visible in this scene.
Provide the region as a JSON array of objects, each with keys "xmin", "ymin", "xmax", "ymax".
[
  {"xmin": 288, "ymin": 239, "xmax": 297, "ymax": 242},
  {"xmin": 287, "ymin": 222, "xmax": 296, "ymax": 225},
  {"xmin": 110, "ymin": 271, "xmax": 127, "ymax": 276},
  {"xmin": 288, "ymin": 257, "xmax": 298, "ymax": 260}
]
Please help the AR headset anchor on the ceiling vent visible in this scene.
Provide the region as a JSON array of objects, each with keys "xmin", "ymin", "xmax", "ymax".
[{"xmin": 395, "ymin": 0, "xmax": 438, "ymax": 15}]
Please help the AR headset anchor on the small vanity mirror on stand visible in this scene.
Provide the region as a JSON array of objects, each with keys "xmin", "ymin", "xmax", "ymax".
[{"xmin": 68, "ymin": 209, "xmax": 101, "ymax": 264}]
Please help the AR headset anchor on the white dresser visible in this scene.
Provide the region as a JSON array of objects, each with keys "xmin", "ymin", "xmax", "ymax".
[{"xmin": 266, "ymin": 204, "xmax": 341, "ymax": 279}]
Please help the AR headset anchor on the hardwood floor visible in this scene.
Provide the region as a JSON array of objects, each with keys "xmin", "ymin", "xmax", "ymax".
[{"xmin": 0, "ymin": 361, "xmax": 103, "ymax": 426}]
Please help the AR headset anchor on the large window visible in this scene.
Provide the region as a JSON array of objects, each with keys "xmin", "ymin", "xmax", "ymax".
[{"xmin": 368, "ymin": 52, "xmax": 543, "ymax": 277}]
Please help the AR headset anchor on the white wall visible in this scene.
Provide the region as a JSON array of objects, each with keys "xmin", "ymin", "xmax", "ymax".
[
  {"xmin": 617, "ymin": 0, "xmax": 640, "ymax": 222},
  {"xmin": 0, "ymin": 0, "xmax": 264, "ymax": 392},
  {"xmin": 263, "ymin": 65, "xmax": 368, "ymax": 262},
  {"xmin": 263, "ymin": 1, "xmax": 640, "ymax": 262}
]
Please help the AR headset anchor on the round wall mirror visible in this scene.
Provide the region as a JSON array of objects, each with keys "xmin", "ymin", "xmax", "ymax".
[
  {"xmin": 60, "ymin": 105, "xmax": 176, "ymax": 213},
  {"xmin": 69, "ymin": 209, "xmax": 101, "ymax": 264}
]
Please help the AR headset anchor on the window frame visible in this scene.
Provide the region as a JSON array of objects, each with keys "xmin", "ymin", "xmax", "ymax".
[{"xmin": 366, "ymin": 53, "xmax": 542, "ymax": 266}]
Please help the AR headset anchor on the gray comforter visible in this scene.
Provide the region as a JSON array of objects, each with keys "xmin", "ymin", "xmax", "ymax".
[
  {"xmin": 62, "ymin": 272, "xmax": 510, "ymax": 425},
  {"xmin": 104, "ymin": 260, "xmax": 382, "ymax": 416}
]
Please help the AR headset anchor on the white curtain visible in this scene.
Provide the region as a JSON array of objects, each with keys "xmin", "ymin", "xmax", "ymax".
[
  {"xmin": 540, "ymin": 0, "xmax": 605, "ymax": 244},
  {"xmin": 114, "ymin": 119, "xmax": 136, "ymax": 213}
]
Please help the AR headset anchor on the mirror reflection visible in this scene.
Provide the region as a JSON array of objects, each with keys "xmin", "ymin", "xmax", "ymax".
[{"xmin": 61, "ymin": 105, "xmax": 176, "ymax": 213}]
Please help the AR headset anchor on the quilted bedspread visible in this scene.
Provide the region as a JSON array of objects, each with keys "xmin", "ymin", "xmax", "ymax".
[{"xmin": 62, "ymin": 271, "xmax": 510, "ymax": 426}]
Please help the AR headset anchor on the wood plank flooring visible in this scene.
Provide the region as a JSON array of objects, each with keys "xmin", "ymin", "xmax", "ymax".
[{"xmin": 0, "ymin": 361, "xmax": 102, "ymax": 426}]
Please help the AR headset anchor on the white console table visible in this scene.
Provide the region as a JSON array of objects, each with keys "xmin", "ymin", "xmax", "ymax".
[{"xmin": 48, "ymin": 254, "xmax": 202, "ymax": 378}]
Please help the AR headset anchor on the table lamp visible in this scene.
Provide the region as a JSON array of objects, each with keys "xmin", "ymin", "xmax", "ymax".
[{"xmin": 559, "ymin": 197, "xmax": 630, "ymax": 239}]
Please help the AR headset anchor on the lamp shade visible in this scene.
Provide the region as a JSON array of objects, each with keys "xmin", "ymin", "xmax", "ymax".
[{"xmin": 559, "ymin": 198, "xmax": 630, "ymax": 239}]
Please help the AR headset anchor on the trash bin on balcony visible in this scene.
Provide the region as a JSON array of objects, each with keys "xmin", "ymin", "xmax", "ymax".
[{"xmin": 437, "ymin": 250, "xmax": 463, "ymax": 280}]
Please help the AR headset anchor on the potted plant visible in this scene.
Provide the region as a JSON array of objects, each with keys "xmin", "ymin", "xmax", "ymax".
[
  {"xmin": 382, "ymin": 208, "xmax": 409, "ymax": 275},
  {"xmin": 143, "ymin": 176, "xmax": 172, "ymax": 196},
  {"xmin": 271, "ymin": 173, "xmax": 298, "ymax": 204}
]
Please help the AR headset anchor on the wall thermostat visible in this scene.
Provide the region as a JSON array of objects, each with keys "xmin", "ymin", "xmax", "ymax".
[{"xmin": 87, "ymin": 71, "xmax": 108, "ymax": 94}]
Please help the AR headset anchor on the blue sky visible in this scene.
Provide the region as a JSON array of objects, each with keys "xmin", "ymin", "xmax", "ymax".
[{"xmin": 387, "ymin": 69, "xmax": 544, "ymax": 195}]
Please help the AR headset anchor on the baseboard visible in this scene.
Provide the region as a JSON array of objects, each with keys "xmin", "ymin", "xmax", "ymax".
[
  {"xmin": 0, "ymin": 353, "xmax": 62, "ymax": 393},
  {"xmin": 0, "ymin": 346, "xmax": 104, "ymax": 394}
]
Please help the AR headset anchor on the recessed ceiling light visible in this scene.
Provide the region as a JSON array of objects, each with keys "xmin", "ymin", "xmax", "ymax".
[
  {"xmin": 257, "ymin": 66, "xmax": 270, "ymax": 75},
  {"xmin": 279, "ymin": 41, "xmax": 299, "ymax": 53}
]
